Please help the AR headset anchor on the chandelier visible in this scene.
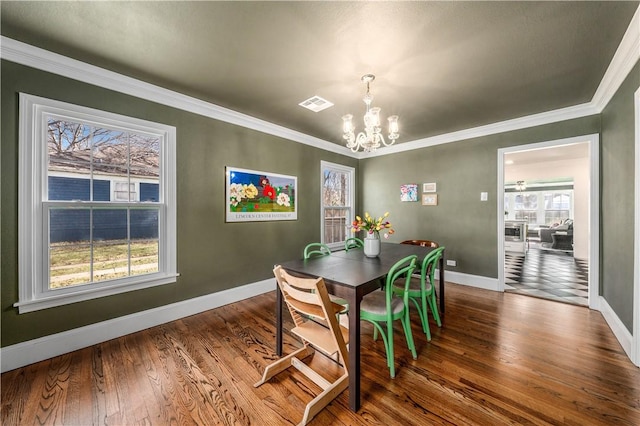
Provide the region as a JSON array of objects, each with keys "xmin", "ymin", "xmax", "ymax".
[
  {"xmin": 342, "ymin": 74, "xmax": 399, "ymax": 153},
  {"xmin": 515, "ymin": 180, "xmax": 527, "ymax": 192}
]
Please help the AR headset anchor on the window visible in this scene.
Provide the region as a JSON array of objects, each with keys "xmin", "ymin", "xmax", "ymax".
[
  {"xmin": 514, "ymin": 193, "xmax": 538, "ymax": 224},
  {"xmin": 17, "ymin": 94, "xmax": 177, "ymax": 313},
  {"xmin": 544, "ymin": 192, "xmax": 572, "ymax": 224},
  {"xmin": 114, "ymin": 181, "xmax": 137, "ymax": 201},
  {"xmin": 321, "ymin": 161, "xmax": 355, "ymax": 249}
]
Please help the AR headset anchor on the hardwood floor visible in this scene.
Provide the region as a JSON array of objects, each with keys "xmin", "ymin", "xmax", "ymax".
[{"xmin": 3, "ymin": 283, "xmax": 640, "ymax": 425}]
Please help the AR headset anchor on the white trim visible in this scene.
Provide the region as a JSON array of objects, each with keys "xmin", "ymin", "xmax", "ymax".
[
  {"xmin": 633, "ymin": 87, "xmax": 640, "ymax": 366},
  {"xmin": 367, "ymin": 103, "xmax": 598, "ymax": 158},
  {"xmin": 320, "ymin": 161, "xmax": 356, "ymax": 250},
  {"xmin": 496, "ymin": 134, "xmax": 600, "ymax": 311},
  {"xmin": 17, "ymin": 93, "xmax": 177, "ymax": 313},
  {"xmin": 600, "ymin": 295, "xmax": 633, "ymax": 360},
  {"xmin": 442, "ymin": 270, "xmax": 499, "ymax": 291},
  {"xmin": 2, "ymin": 2, "xmax": 638, "ymax": 161},
  {"xmin": 0, "ymin": 37, "xmax": 351, "ymax": 158},
  {"xmin": 1, "ymin": 278, "xmax": 276, "ymax": 373},
  {"xmin": 591, "ymin": 6, "xmax": 640, "ymax": 111}
]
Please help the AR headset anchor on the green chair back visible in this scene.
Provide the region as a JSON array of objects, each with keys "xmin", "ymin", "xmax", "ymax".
[
  {"xmin": 344, "ymin": 237, "xmax": 364, "ymax": 251},
  {"xmin": 360, "ymin": 254, "xmax": 418, "ymax": 377},
  {"xmin": 393, "ymin": 246, "xmax": 445, "ymax": 341},
  {"xmin": 303, "ymin": 243, "xmax": 331, "ymax": 259},
  {"xmin": 303, "ymin": 242, "xmax": 349, "ymax": 312}
]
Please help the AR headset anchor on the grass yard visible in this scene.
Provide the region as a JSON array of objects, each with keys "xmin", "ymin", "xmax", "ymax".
[{"xmin": 49, "ymin": 239, "xmax": 159, "ymax": 288}]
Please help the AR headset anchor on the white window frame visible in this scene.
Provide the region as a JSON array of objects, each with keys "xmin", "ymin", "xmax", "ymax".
[
  {"xmin": 320, "ymin": 161, "xmax": 355, "ymax": 250},
  {"xmin": 113, "ymin": 180, "xmax": 138, "ymax": 202},
  {"xmin": 17, "ymin": 93, "xmax": 177, "ymax": 313}
]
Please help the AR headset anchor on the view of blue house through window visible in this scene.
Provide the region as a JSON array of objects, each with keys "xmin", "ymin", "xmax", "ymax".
[
  {"xmin": 17, "ymin": 94, "xmax": 177, "ymax": 313},
  {"xmin": 47, "ymin": 117, "xmax": 161, "ymax": 288}
]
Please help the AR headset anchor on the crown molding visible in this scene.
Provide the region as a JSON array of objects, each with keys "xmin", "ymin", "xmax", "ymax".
[
  {"xmin": 2, "ymin": 2, "xmax": 639, "ymax": 160},
  {"xmin": 366, "ymin": 103, "xmax": 599, "ymax": 158},
  {"xmin": 0, "ymin": 36, "xmax": 354, "ymax": 158},
  {"xmin": 591, "ymin": 5, "xmax": 640, "ymax": 112}
]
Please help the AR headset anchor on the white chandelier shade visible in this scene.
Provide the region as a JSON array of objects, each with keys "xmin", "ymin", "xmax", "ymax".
[{"xmin": 342, "ymin": 74, "xmax": 399, "ymax": 153}]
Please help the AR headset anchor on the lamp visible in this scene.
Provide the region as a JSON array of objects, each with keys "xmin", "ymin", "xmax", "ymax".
[
  {"xmin": 515, "ymin": 180, "xmax": 527, "ymax": 192},
  {"xmin": 342, "ymin": 74, "xmax": 399, "ymax": 153}
]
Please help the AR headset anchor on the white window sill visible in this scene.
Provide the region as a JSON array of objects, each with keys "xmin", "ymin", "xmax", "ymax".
[{"xmin": 14, "ymin": 273, "xmax": 179, "ymax": 314}]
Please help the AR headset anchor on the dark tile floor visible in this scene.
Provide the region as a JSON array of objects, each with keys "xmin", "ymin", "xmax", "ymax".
[{"xmin": 504, "ymin": 245, "xmax": 589, "ymax": 306}]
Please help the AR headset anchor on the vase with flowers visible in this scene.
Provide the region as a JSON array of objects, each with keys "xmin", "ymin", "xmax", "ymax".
[{"xmin": 351, "ymin": 212, "xmax": 395, "ymax": 257}]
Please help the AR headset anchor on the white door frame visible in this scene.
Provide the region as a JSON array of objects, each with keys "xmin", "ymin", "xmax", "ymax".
[
  {"xmin": 632, "ymin": 88, "xmax": 640, "ymax": 366},
  {"xmin": 497, "ymin": 134, "xmax": 600, "ymax": 311}
]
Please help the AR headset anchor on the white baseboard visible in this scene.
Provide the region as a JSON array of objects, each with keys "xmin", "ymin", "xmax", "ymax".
[
  {"xmin": 598, "ymin": 295, "xmax": 633, "ymax": 361},
  {"xmin": 2, "ymin": 274, "xmax": 633, "ymax": 373},
  {"xmin": 440, "ymin": 269, "xmax": 500, "ymax": 291},
  {"xmin": 1, "ymin": 278, "xmax": 276, "ymax": 373}
]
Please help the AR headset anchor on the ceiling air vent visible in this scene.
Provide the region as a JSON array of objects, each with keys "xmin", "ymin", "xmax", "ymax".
[{"xmin": 299, "ymin": 95, "xmax": 334, "ymax": 112}]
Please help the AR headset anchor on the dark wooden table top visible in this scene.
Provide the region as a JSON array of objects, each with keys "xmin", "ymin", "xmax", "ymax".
[{"xmin": 279, "ymin": 242, "xmax": 434, "ymax": 288}]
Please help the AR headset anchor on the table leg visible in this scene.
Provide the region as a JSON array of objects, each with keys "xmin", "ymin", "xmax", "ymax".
[
  {"xmin": 276, "ymin": 285, "xmax": 283, "ymax": 356},
  {"xmin": 347, "ymin": 291, "xmax": 362, "ymax": 412},
  {"xmin": 439, "ymin": 254, "xmax": 445, "ymax": 314}
]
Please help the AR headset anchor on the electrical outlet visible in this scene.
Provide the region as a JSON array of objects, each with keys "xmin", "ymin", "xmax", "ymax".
[{"xmin": 446, "ymin": 259, "xmax": 457, "ymax": 267}]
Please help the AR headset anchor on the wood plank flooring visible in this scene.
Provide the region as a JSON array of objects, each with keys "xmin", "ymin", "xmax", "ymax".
[{"xmin": 3, "ymin": 282, "xmax": 640, "ymax": 425}]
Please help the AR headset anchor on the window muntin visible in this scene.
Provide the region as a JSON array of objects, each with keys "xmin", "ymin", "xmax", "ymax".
[
  {"xmin": 321, "ymin": 162, "xmax": 355, "ymax": 249},
  {"xmin": 18, "ymin": 94, "xmax": 176, "ymax": 313}
]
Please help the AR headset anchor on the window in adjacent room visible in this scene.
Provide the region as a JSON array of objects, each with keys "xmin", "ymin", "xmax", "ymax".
[
  {"xmin": 321, "ymin": 161, "xmax": 355, "ymax": 250},
  {"xmin": 17, "ymin": 94, "xmax": 177, "ymax": 313}
]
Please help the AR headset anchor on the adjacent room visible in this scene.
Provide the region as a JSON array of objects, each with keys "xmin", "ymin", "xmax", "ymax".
[{"xmin": 2, "ymin": 2, "xmax": 640, "ymax": 425}]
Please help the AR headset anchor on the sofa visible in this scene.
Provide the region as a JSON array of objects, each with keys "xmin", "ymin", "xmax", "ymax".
[{"xmin": 539, "ymin": 219, "xmax": 573, "ymax": 250}]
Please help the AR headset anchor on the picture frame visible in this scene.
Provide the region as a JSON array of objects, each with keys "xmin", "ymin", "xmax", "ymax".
[
  {"xmin": 423, "ymin": 182, "xmax": 437, "ymax": 193},
  {"xmin": 422, "ymin": 194, "xmax": 438, "ymax": 206},
  {"xmin": 400, "ymin": 184, "xmax": 418, "ymax": 202},
  {"xmin": 226, "ymin": 166, "xmax": 297, "ymax": 222}
]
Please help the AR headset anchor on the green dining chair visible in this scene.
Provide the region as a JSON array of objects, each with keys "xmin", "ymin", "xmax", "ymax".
[
  {"xmin": 344, "ymin": 237, "xmax": 364, "ymax": 251},
  {"xmin": 360, "ymin": 254, "xmax": 418, "ymax": 378},
  {"xmin": 393, "ymin": 247, "xmax": 444, "ymax": 341},
  {"xmin": 303, "ymin": 242, "xmax": 332, "ymax": 259},
  {"xmin": 303, "ymin": 242, "xmax": 349, "ymax": 312}
]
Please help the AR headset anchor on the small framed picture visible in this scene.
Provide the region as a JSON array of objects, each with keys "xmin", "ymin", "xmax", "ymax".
[
  {"xmin": 422, "ymin": 194, "xmax": 438, "ymax": 206},
  {"xmin": 400, "ymin": 184, "xmax": 418, "ymax": 202},
  {"xmin": 423, "ymin": 182, "xmax": 436, "ymax": 193}
]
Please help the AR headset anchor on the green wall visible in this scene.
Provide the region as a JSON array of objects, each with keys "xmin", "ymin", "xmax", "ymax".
[
  {"xmin": 2, "ymin": 56, "xmax": 639, "ymax": 347},
  {"xmin": 359, "ymin": 116, "xmax": 600, "ymax": 279},
  {"xmin": 0, "ymin": 60, "xmax": 357, "ymax": 346},
  {"xmin": 601, "ymin": 61, "xmax": 640, "ymax": 331}
]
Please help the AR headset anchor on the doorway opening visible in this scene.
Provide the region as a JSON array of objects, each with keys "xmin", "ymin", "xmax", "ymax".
[{"xmin": 497, "ymin": 135, "xmax": 599, "ymax": 309}]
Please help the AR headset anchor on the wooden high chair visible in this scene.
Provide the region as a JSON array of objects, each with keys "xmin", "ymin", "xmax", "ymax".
[{"xmin": 255, "ymin": 265, "xmax": 349, "ymax": 426}]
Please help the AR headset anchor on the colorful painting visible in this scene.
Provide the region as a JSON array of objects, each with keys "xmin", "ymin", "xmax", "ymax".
[
  {"xmin": 226, "ymin": 167, "xmax": 297, "ymax": 222},
  {"xmin": 400, "ymin": 184, "xmax": 418, "ymax": 202}
]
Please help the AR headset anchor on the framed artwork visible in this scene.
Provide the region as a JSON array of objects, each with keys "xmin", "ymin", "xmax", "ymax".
[
  {"xmin": 226, "ymin": 167, "xmax": 297, "ymax": 222},
  {"xmin": 400, "ymin": 184, "xmax": 418, "ymax": 202},
  {"xmin": 423, "ymin": 182, "xmax": 437, "ymax": 193},
  {"xmin": 422, "ymin": 194, "xmax": 438, "ymax": 206}
]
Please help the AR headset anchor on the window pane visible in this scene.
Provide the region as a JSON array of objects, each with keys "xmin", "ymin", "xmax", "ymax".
[
  {"xmin": 49, "ymin": 208, "xmax": 91, "ymax": 289},
  {"xmin": 323, "ymin": 170, "xmax": 349, "ymax": 207},
  {"xmin": 515, "ymin": 194, "xmax": 537, "ymax": 210},
  {"xmin": 324, "ymin": 208, "xmax": 347, "ymax": 244},
  {"xmin": 93, "ymin": 209, "xmax": 129, "ymax": 282},
  {"xmin": 131, "ymin": 135, "xmax": 160, "ymax": 203},
  {"xmin": 47, "ymin": 118, "xmax": 92, "ymax": 200},
  {"xmin": 130, "ymin": 208, "xmax": 159, "ymax": 276}
]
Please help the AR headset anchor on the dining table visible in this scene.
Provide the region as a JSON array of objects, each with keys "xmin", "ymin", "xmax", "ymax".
[{"xmin": 276, "ymin": 242, "xmax": 445, "ymax": 412}]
